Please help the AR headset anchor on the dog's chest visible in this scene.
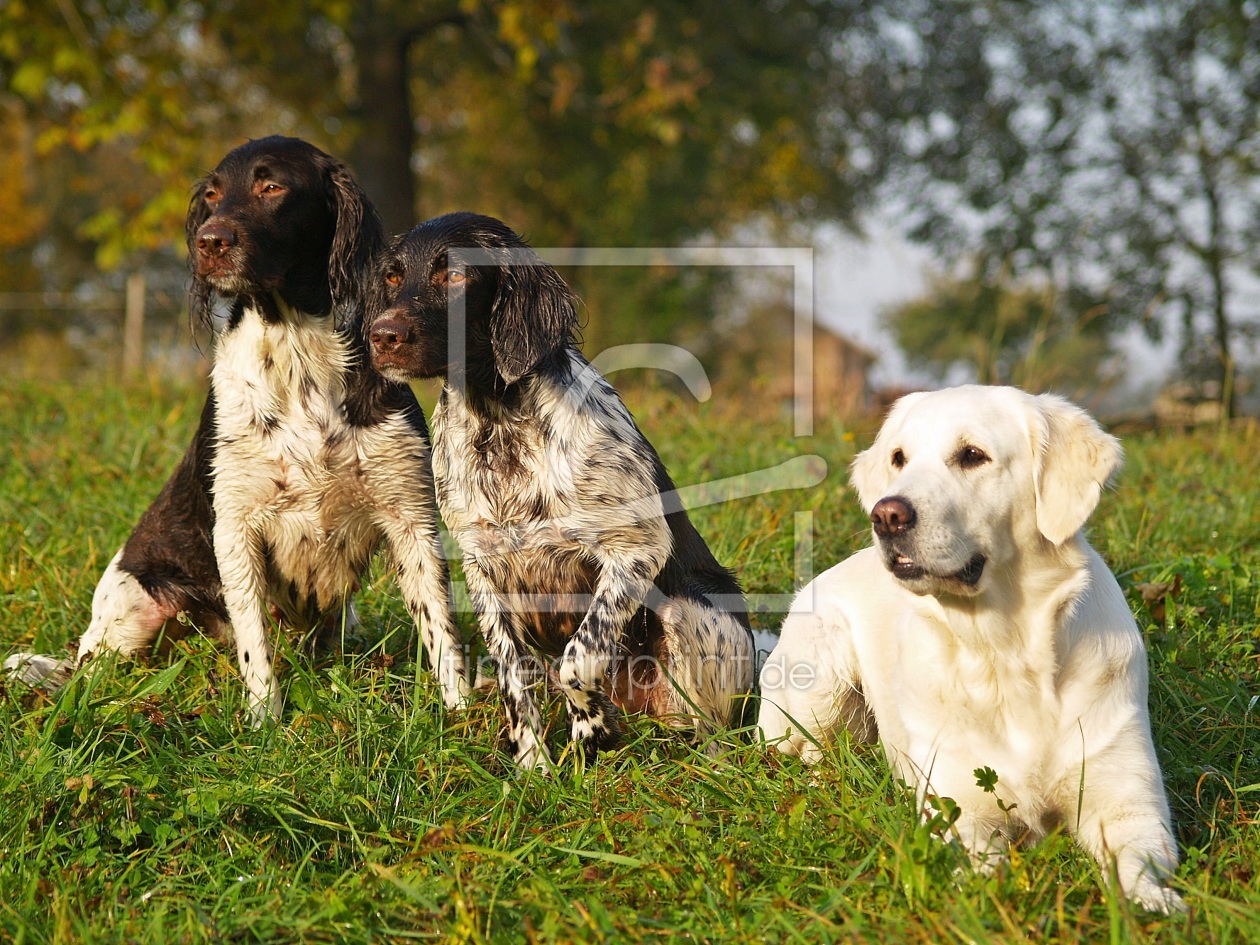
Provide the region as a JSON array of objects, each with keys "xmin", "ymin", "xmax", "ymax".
[
  {"xmin": 436, "ymin": 407, "xmax": 584, "ymax": 561},
  {"xmin": 888, "ymin": 611, "xmax": 1063, "ymax": 805},
  {"xmin": 211, "ymin": 312, "xmax": 380, "ymax": 599},
  {"xmin": 431, "ymin": 376, "xmax": 652, "ymax": 600}
]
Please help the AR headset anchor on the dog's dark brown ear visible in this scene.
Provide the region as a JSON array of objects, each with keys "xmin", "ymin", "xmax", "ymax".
[
  {"xmin": 325, "ymin": 159, "xmax": 385, "ymax": 331},
  {"xmin": 1032, "ymin": 393, "xmax": 1123, "ymax": 545},
  {"xmin": 185, "ymin": 177, "xmax": 215, "ymax": 332},
  {"xmin": 490, "ymin": 253, "xmax": 579, "ymax": 384}
]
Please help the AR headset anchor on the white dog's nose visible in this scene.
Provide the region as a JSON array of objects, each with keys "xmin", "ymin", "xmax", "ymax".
[{"xmin": 871, "ymin": 496, "xmax": 916, "ymax": 537}]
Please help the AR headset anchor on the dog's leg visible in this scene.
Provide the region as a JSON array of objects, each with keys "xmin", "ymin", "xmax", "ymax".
[
  {"xmin": 758, "ymin": 607, "xmax": 875, "ymax": 763},
  {"xmin": 6, "ymin": 549, "xmax": 176, "ymax": 690},
  {"xmin": 212, "ymin": 517, "xmax": 280, "ymax": 726},
  {"xmin": 1070, "ymin": 756, "xmax": 1185, "ymax": 913},
  {"xmin": 558, "ymin": 560, "xmax": 665, "ymax": 752},
  {"xmin": 654, "ymin": 595, "xmax": 754, "ymax": 740},
  {"xmin": 76, "ymin": 550, "xmax": 177, "ymax": 660},
  {"xmin": 951, "ymin": 809, "xmax": 1011, "ymax": 875},
  {"xmin": 27, "ymin": 546, "xmax": 176, "ymax": 680},
  {"xmin": 463, "ymin": 558, "xmax": 549, "ymax": 770},
  {"xmin": 380, "ymin": 518, "xmax": 471, "ymax": 710}
]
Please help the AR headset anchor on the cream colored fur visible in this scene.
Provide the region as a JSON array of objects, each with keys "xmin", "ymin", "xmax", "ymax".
[{"xmin": 758, "ymin": 385, "xmax": 1184, "ymax": 913}]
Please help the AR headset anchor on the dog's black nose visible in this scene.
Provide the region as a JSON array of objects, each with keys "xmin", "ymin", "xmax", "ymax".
[
  {"xmin": 370, "ymin": 318, "xmax": 412, "ymax": 353},
  {"xmin": 871, "ymin": 496, "xmax": 916, "ymax": 537},
  {"xmin": 196, "ymin": 224, "xmax": 235, "ymax": 257}
]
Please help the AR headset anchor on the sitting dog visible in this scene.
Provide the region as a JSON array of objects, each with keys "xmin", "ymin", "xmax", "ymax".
[
  {"xmin": 758, "ymin": 386, "xmax": 1184, "ymax": 913},
  {"xmin": 6, "ymin": 136, "xmax": 470, "ymax": 721},
  {"xmin": 367, "ymin": 212, "xmax": 754, "ymax": 769}
]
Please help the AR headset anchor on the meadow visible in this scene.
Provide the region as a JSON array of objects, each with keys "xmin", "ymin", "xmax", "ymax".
[{"xmin": 1, "ymin": 376, "xmax": 1257, "ymax": 943}]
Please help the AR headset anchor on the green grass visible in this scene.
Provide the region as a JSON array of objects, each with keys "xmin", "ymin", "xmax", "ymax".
[{"xmin": 1, "ymin": 376, "xmax": 1258, "ymax": 943}]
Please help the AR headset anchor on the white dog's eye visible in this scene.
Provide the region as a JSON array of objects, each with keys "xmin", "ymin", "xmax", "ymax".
[
  {"xmin": 957, "ymin": 445, "xmax": 991, "ymax": 469},
  {"xmin": 891, "ymin": 449, "xmax": 907, "ymax": 469}
]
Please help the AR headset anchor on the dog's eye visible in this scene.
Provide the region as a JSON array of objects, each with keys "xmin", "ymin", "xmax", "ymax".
[
  {"xmin": 204, "ymin": 188, "xmax": 220, "ymax": 204},
  {"xmin": 446, "ymin": 268, "xmax": 467, "ymax": 286},
  {"xmin": 891, "ymin": 449, "xmax": 906, "ymax": 469},
  {"xmin": 384, "ymin": 270, "xmax": 402, "ymax": 288},
  {"xmin": 254, "ymin": 180, "xmax": 286, "ymax": 198},
  {"xmin": 957, "ymin": 445, "xmax": 990, "ymax": 469}
]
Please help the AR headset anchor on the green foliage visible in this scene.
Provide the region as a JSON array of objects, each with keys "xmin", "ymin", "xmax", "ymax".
[
  {"xmin": 0, "ymin": 1, "xmax": 262, "ymax": 267},
  {"xmin": 8, "ymin": 1, "xmax": 1260, "ymax": 396},
  {"xmin": 1, "ymin": 1, "xmax": 864, "ymax": 357},
  {"xmin": 2, "ymin": 377, "xmax": 1258, "ymax": 942},
  {"xmin": 883, "ymin": 265, "xmax": 1114, "ymax": 395},
  {"xmin": 866, "ymin": 0, "xmax": 1260, "ymax": 401}
]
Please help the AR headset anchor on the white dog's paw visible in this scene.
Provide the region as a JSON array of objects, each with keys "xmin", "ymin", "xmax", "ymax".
[
  {"xmin": 242, "ymin": 687, "xmax": 282, "ymax": 729},
  {"xmin": 4, "ymin": 652, "xmax": 74, "ymax": 690},
  {"xmin": 512, "ymin": 734, "xmax": 552, "ymax": 776},
  {"xmin": 441, "ymin": 673, "xmax": 475, "ymax": 711},
  {"xmin": 1129, "ymin": 876, "xmax": 1187, "ymax": 915}
]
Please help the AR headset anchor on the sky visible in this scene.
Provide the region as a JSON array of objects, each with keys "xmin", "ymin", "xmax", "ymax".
[{"xmin": 811, "ymin": 221, "xmax": 1183, "ymax": 394}]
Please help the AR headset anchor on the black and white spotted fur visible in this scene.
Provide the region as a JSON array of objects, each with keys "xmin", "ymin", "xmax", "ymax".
[
  {"xmin": 366, "ymin": 212, "xmax": 754, "ymax": 769},
  {"xmin": 5, "ymin": 137, "xmax": 470, "ymax": 721}
]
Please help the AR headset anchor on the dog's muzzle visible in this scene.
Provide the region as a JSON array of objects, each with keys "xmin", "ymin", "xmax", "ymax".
[
  {"xmin": 872, "ymin": 495, "xmax": 986, "ymax": 587},
  {"xmin": 885, "ymin": 549, "xmax": 987, "ymax": 587}
]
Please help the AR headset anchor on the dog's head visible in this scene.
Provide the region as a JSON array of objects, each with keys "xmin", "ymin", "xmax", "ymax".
[
  {"xmin": 850, "ymin": 385, "xmax": 1122, "ymax": 597},
  {"xmin": 186, "ymin": 135, "xmax": 383, "ymax": 331},
  {"xmin": 367, "ymin": 212, "xmax": 579, "ymax": 386}
]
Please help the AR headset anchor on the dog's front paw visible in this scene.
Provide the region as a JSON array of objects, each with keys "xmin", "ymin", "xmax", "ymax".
[
  {"xmin": 4, "ymin": 653, "xmax": 74, "ymax": 691},
  {"xmin": 508, "ymin": 730, "xmax": 552, "ymax": 774},
  {"xmin": 1129, "ymin": 876, "xmax": 1187, "ymax": 915},
  {"xmin": 441, "ymin": 674, "xmax": 475, "ymax": 711},
  {"xmin": 567, "ymin": 691, "xmax": 623, "ymax": 753},
  {"xmin": 243, "ymin": 688, "xmax": 282, "ymax": 729}
]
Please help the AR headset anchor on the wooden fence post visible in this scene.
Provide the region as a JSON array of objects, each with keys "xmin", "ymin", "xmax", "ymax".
[{"xmin": 123, "ymin": 273, "xmax": 145, "ymax": 376}]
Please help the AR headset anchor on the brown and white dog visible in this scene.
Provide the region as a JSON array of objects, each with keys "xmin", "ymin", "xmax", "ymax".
[
  {"xmin": 6, "ymin": 137, "xmax": 470, "ymax": 721},
  {"xmin": 759, "ymin": 386, "xmax": 1184, "ymax": 913},
  {"xmin": 367, "ymin": 212, "xmax": 755, "ymax": 769}
]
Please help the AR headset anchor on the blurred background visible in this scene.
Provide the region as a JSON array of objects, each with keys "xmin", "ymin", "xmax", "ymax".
[{"xmin": 2, "ymin": 0, "xmax": 1258, "ymax": 424}]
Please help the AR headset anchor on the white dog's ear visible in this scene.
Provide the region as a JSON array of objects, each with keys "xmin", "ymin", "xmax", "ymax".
[
  {"xmin": 850, "ymin": 443, "xmax": 889, "ymax": 513},
  {"xmin": 1032, "ymin": 394, "xmax": 1123, "ymax": 545},
  {"xmin": 850, "ymin": 391, "xmax": 927, "ymax": 511}
]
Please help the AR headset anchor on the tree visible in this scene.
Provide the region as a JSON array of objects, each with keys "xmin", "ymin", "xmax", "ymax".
[
  {"xmin": 1084, "ymin": 0, "xmax": 1260, "ymax": 414},
  {"xmin": 0, "ymin": 0, "xmax": 270, "ymax": 268},
  {"xmin": 864, "ymin": 0, "xmax": 1260, "ymax": 415},
  {"xmin": 884, "ymin": 262, "xmax": 1115, "ymax": 396},
  {"xmin": 1, "ymin": 1, "xmax": 872, "ymax": 356}
]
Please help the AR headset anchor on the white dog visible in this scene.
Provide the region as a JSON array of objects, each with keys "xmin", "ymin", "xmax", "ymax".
[{"xmin": 758, "ymin": 386, "xmax": 1184, "ymax": 913}]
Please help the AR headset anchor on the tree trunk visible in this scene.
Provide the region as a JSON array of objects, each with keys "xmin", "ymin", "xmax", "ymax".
[
  {"xmin": 347, "ymin": 17, "xmax": 416, "ymax": 235},
  {"xmin": 1207, "ymin": 252, "xmax": 1235, "ymax": 419},
  {"xmin": 1201, "ymin": 162, "xmax": 1236, "ymax": 419}
]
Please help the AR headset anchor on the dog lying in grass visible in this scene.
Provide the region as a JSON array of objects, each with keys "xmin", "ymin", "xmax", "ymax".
[
  {"xmin": 758, "ymin": 385, "xmax": 1184, "ymax": 913},
  {"xmin": 367, "ymin": 212, "xmax": 755, "ymax": 769}
]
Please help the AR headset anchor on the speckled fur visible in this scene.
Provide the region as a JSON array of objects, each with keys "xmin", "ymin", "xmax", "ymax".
[
  {"xmin": 5, "ymin": 138, "xmax": 469, "ymax": 721},
  {"xmin": 204, "ymin": 298, "xmax": 468, "ymax": 722},
  {"xmin": 367, "ymin": 213, "xmax": 754, "ymax": 769}
]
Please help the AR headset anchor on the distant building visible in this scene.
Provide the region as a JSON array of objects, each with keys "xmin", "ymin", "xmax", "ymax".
[
  {"xmin": 765, "ymin": 323, "xmax": 878, "ymax": 420},
  {"xmin": 813, "ymin": 324, "xmax": 878, "ymax": 418}
]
